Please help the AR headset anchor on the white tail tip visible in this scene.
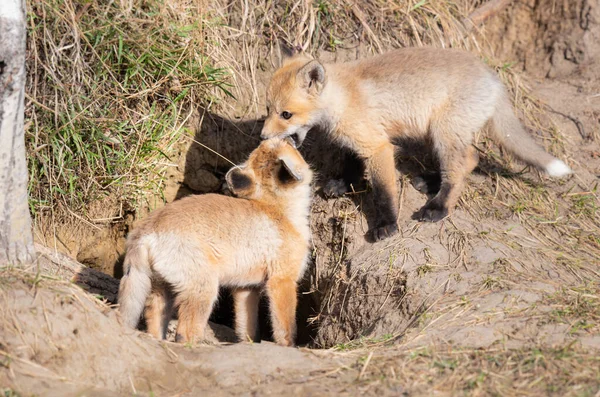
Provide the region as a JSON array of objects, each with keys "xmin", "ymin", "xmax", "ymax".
[{"xmin": 546, "ymin": 159, "xmax": 572, "ymax": 178}]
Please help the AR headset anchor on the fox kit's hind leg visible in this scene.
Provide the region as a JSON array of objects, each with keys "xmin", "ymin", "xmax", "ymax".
[
  {"xmin": 365, "ymin": 142, "xmax": 399, "ymax": 241},
  {"xmin": 417, "ymin": 144, "xmax": 478, "ymax": 221},
  {"xmin": 145, "ymin": 280, "xmax": 174, "ymax": 340},
  {"xmin": 416, "ymin": 109, "xmax": 483, "ymax": 221},
  {"xmin": 266, "ymin": 276, "xmax": 298, "ymax": 346},
  {"xmin": 174, "ymin": 276, "xmax": 219, "ymax": 344},
  {"xmin": 233, "ymin": 287, "xmax": 260, "ymax": 342}
]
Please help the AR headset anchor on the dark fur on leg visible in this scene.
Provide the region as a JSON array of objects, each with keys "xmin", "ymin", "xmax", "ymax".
[
  {"xmin": 323, "ymin": 151, "xmax": 366, "ymax": 198},
  {"xmin": 370, "ymin": 187, "xmax": 399, "ymax": 241},
  {"xmin": 411, "ymin": 173, "xmax": 441, "ymax": 195},
  {"xmin": 413, "ymin": 183, "xmax": 450, "ymax": 222}
]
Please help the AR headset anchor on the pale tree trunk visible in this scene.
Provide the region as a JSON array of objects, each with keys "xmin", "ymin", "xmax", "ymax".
[{"xmin": 0, "ymin": 0, "xmax": 35, "ymax": 265}]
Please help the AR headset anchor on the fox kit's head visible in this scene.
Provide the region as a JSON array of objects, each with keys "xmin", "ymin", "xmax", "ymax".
[
  {"xmin": 261, "ymin": 45, "xmax": 326, "ymax": 147},
  {"xmin": 225, "ymin": 137, "xmax": 313, "ymax": 201}
]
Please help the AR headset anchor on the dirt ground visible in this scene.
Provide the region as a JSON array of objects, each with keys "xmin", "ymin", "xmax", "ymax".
[{"xmin": 3, "ymin": 0, "xmax": 600, "ymax": 395}]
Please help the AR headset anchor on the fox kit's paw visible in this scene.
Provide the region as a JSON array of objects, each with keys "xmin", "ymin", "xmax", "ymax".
[
  {"xmin": 414, "ymin": 201, "xmax": 449, "ymax": 222},
  {"xmin": 175, "ymin": 332, "xmax": 219, "ymax": 346},
  {"xmin": 323, "ymin": 179, "xmax": 348, "ymax": 198},
  {"xmin": 411, "ymin": 174, "xmax": 442, "ymax": 195},
  {"xmin": 370, "ymin": 223, "xmax": 399, "ymax": 242},
  {"xmin": 273, "ymin": 337, "xmax": 295, "ymax": 347}
]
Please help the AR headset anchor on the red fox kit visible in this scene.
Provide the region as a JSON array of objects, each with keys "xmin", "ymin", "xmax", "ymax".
[
  {"xmin": 261, "ymin": 46, "xmax": 572, "ymax": 241},
  {"xmin": 117, "ymin": 137, "xmax": 312, "ymax": 346}
]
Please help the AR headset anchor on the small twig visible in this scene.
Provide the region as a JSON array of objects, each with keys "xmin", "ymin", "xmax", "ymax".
[
  {"xmin": 25, "ymin": 94, "xmax": 57, "ymax": 114},
  {"xmin": 90, "ymin": 202, "xmax": 123, "ymax": 223},
  {"xmin": 62, "ymin": 200, "xmax": 102, "ymax": 230},
  {"xmin": 42, "ymin": 299, "xmax": 53, "ymax": 334},
  {"xmin": 545, "ymin": 106, "xmax": 589, "ymax": 140},
  {"xmin": 462, "ymin": 0, "xmax": 513, "ymax": 33},
  {"xmin": 180, "ymin": 134, "xmax": 236, "ymax": 167},
  {"xmin": 178, "ymin": 109, "xmax": 237, "ymax": 167},
  {"xmin": 358, "ymin": 351, "xmax": 374, "ymax": 380},
  {"xmin": 0, "ymin": 350, "xmax": 69, "ymax": 381},
  {"xmin": 347, "ymin": 1, "xmax": 383, "ymax": 53},
  {"xmin": 288, "ymin": 367, "xmax": 343, "ymax": 384},
  {"xmin": 159, "ymin": 342, "xmax": 179, "ymax": 363},
  {"xmin": 129, "ymin": 374, "xmax": 138, "ymax": 395}
]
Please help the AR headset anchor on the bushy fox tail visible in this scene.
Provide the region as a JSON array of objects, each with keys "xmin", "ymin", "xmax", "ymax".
[
  {"xmin": 118, "ymin": 244, "xmax": 151, "ymax": 329},
  {"xmin": 489, "ymin": 91, "xmax": 572, "ymax": 177}
]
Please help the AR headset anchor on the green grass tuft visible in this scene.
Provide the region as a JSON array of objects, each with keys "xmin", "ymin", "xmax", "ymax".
[{"xmin": 25, "ymin": 0, "xmax": 232, "ymax": 221}]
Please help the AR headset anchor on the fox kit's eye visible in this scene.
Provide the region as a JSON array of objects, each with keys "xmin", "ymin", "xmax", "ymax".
[
  {"xmin": 266, "ymin": 106, "xmax": 270, "ymax": 114},
  {"xmin": 281, "ymin": 111, "xmax": 292, "ymax": 120}
]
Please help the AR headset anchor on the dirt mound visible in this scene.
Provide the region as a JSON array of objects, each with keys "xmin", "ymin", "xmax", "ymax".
[
  {"xmin": 0, "ymin": 265, "xmax": 354, "ymax": 396},
  {"xmin": 2, "ymin": 261, "xmax": 598, "ymax": 396}
]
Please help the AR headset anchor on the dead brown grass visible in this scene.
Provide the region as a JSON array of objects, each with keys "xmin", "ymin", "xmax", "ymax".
[{"xmin": 345, "ymin": 343, "xmax": 600, "ymax": 396}]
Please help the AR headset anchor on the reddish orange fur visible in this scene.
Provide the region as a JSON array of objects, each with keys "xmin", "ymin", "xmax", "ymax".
[{"xmin": 117, "ymin": 138, "xmax": 312, "ymax": 346}]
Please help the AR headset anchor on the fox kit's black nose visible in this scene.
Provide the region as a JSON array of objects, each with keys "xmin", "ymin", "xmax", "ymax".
[{"xmin": 260, "ymin": 133, "xmax": 269, "ymax": 141}]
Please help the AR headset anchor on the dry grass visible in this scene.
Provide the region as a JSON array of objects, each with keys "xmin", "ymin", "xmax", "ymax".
[
  {"xmin": 345, "ymin": 343, "xmax": 600, "ymax": 396},
  {"xmin": 542, "ymin": 283, "xmax": 600, "ymax": 336},
  {"xmin": 463, "ymin": 155, "xmax": 599, "ymax": 284},
  {"xmin": 25, "ymin": 0, "xmax": 583, "ymax": 237}
]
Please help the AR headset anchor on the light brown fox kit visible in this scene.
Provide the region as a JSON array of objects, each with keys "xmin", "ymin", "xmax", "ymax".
[
  {"xmin": 117, "ymin": 137, "xmax": 312, "ymax": 346},
  {"xmin": 261, "ymin": 46, "xmax": 572, "ymax": 241}
]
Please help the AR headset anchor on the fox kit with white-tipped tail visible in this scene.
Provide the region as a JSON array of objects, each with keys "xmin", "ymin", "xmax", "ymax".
[
  {"xmin": 261, "ymin": 46, "xmax": 572, "ymax": 241},
  {"xmin": 117, "ymin": 137, "xmax": 312, "ymax": 346}
]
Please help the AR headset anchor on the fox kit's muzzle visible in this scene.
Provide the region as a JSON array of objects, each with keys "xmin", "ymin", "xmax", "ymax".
[{"xmin": 261, "ymin": 131, "xmax": 300, "ymax": 149}]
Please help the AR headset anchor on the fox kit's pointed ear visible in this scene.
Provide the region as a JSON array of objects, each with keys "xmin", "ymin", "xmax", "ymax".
[
  {"xmin": 278, "ymin": 154, "xmax": 303, "ymax": 184},
  {"xmin": 297, "ymin": 60, "xmax": 326, "ymax": 94},
  {"xmin": 226, "ymin": 166, "xmax": 255, "ymax": 197},
  {"xmin": 278, "ymin": 41, "xmax": 303, "ymax": 66}
]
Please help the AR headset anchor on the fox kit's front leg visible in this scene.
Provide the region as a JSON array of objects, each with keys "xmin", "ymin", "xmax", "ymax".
[
  {"xmin": 266, "ymin": 275, "xmax": 298, "ymax": 346},
  {"xmin": 323, "ymin": 151, "xmax": 366, "ymax": 198},
  {"xmin": 363, "ymin": 141, "xmax": 399, "ymax": 241},
  {"xmin": 233, "ymin": 287, "xmax": 260, "ymax": 342}
]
